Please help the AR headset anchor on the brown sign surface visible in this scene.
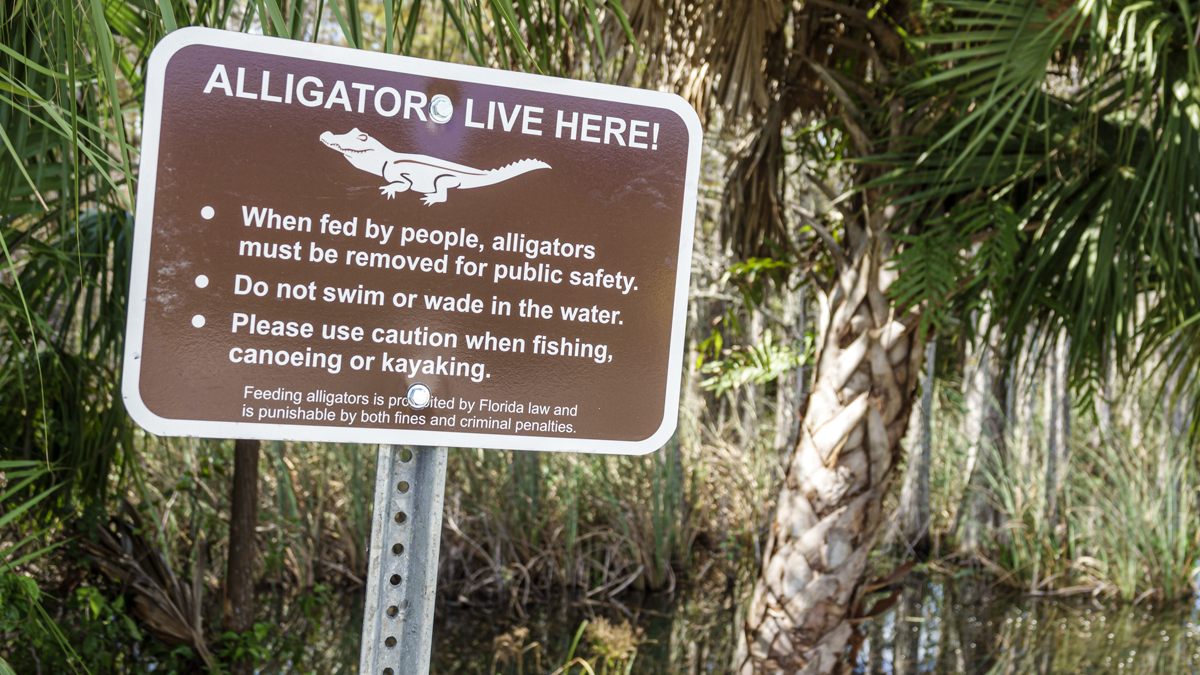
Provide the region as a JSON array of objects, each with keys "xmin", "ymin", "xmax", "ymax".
[{"xmin": 123, "ymin": 28, "xmax": 700, "ymax": 454}]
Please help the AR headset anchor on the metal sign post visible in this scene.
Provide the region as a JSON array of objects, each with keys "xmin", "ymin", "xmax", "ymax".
[{"xmin": 359, "ymin": 445, "xmax": 447, "ymax": 675}]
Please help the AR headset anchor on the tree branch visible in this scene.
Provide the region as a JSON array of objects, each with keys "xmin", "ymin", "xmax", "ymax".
[
  {"xmin": 790, "ymin": 201, "xmax": 850, "ymax": 271},
  {"xmin": 805, "ymin": 0, "xmax": 903, "ymax": 59}
]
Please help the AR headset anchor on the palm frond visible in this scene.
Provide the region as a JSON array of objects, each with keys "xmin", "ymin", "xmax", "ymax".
[{"xmin": 881, "ymin": 0, "xmax": 1200, "ymax": 413}]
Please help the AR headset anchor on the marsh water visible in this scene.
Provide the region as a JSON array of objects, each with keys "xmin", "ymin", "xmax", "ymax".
[
  {"xmin": 300, "ymin": 574, "xmax": 1200, "ymax": 673},
  {"xmin": 423, "ymin": 574, "xmax": 1200, "ymax": 675},
  {"xmin": 849, "ymin": 575, "xmax": 1200, "ymax": 674}
]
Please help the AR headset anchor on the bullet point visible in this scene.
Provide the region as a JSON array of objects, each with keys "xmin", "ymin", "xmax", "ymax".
[
  {"xmin": 201, "ymin": 206, "xmax": 215, "ymax": 220},
  {"xmin": 191, "ymin": 314, "xmax": 206, "ymax": 328},
  {"xmin": 195, "ymin": 274, "xmax": 209, "ymax": 288}
]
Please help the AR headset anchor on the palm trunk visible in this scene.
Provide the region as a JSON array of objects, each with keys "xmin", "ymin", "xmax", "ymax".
[
  {"xmin": 1045, "ymin": 333, "xmax": 1068, "ymax": 524},
  {"xmin": 735, "ymin": 239, "xmax": 920, "ymax": 674},
  {"xmin": 1121, "ymin": 296, "xmax": 1147, "ymax": 448},
  {"xmin": 896, "ymin": 340, "xmax": 935, "ymax": 555},
  {"xmin": 776, "ymin": 286, "xmax": 808, "ymax": 454},
  {"xmin": 742, "ymin": 309, "xmax": 765, "ymax": 447},
  {"xmin": 952, "ymin": 313, "xmax": 991, "ymax": 550},
  {"xmin": 1095, "ymin": 347, "xmax": 1115, "ymax": 445},
  {"xmin": 953, "ymin": 315, "xmax": 1005, "ymax": 552},
  {"xmin": 225, "ymin": 438, "xmax": 260, "ymax": 675},
  {"xmin": 1163, "ymin": 356, "xmax": 1189, "ymax": 439}
]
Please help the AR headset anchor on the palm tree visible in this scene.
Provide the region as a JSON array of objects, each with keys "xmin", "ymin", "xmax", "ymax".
[{"xmin": 604, "ymin": 0, "xmax": 1200, "ymax": 672}]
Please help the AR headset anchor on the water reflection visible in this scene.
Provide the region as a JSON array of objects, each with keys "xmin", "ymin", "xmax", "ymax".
[
  {"xmin": 855, "ymin": 574, "xmax": 1200, "ymax": 675},
  {"xmin": 432, "ymin": 586, "xmax": 742, "ymax": 675},
  {"xmin": 430, "ymin": 573, "xmax": 1200, "ymax": 674}
]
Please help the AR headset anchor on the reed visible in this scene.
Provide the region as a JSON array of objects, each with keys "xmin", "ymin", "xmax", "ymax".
[
  {"xmin": 439, "ymin": 433, "xmax": 736, "ymax": 609},
  {"xmin": 982, "ymin": 428, "xmax": 1068, "ymax": 593},
  {"xmin": 1067, "ymin": 430, "xmax": 1200, "ymax": 602},
  {"xmin": 895, "ymin": 354, "xmax": 1200, "ymax": 604},
  {"xmin": 974, "ymin": 400, "xmax": 1200, "ymax": 601}
]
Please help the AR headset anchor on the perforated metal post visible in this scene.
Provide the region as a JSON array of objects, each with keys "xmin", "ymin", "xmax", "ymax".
[{"xmin": 360, "ymin": 445, "xmax": 448, "ymax": 675}]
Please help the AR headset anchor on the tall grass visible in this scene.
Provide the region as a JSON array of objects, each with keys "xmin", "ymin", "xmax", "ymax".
[
  {"xmin": 876, "ymin": 342, "xmax": 1200, "ymax": 604},
  {"xmin": 1074, "ymin": 433, "xmax": 1200, "ymax": 602},
  {"xmin": 0, "ymin": 413, "xmax": 775, "ymax": 670},
  {"xmin": 984, "ymin": 428, "xmax": 1070, "ymax": 593},
  {"xmin": 441, "ymin": 440, "xmax": 694, "ymax": 608},
  {"xmin": 937, "ymin": 377, "xmax": 1200, "ymax": 602}
]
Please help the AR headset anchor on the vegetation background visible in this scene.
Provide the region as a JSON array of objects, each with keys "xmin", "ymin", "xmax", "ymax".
[{"xmin": 3, "ymin": 0, "xmax": 1200, "ymax": 672}]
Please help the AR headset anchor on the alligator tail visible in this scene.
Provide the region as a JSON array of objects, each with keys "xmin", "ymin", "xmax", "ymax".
[{"xmin": 476, "ymin": 158, "xmax": 551, "ymax": 187}]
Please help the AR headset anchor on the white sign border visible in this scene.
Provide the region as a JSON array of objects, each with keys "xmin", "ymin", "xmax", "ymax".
[{"xmin": 122, "ymin": 27, "xmax": 701, "ymax": 456}]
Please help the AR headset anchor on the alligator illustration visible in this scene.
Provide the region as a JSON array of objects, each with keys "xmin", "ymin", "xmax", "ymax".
[{"xmin": 320, "ymin": 129, "xmax": 550, "ymax": 205}]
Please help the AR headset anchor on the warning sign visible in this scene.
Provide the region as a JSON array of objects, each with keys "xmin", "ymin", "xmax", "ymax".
[{"xmin": 123, "ymin": 28, "xmax": 700, "ymax": 455}]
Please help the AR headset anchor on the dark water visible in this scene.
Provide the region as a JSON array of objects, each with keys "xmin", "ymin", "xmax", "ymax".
[
  {"xmin": 854, "ymin": 574, "xmax": 1200, "ymax": 675},
  {"xmin": 432, "ymin": 588, "xmax": 742, "ymax": 675},
  {"xmin": 429, "ymin": 574, "xmax": 1200, "ymax": 675}
]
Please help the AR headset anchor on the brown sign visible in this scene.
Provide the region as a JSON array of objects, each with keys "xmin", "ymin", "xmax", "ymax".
[{"xmin": 123, "ymin": 28, "xmax": 700, "ymax": 454}]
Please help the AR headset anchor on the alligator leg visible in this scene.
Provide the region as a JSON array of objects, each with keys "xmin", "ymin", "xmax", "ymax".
[
  {"xmin": 420, "ymin": 175, "xmax": 461, "ymax": 206},
  {"xmin": 380, "ymin": 177, "xmax": 412, "ymax": 199}
]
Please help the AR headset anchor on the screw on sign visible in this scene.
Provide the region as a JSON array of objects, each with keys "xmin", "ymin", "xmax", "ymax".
[{"xmin": 124, "ymin": 28, "xmax": 700, "ymax": 673}]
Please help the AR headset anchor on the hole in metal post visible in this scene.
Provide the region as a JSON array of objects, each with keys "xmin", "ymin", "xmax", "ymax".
[
  {"xmin": 390, "ymin": 574, "xmax": 402, "ymax": 585},
  {"xmin": 394, "ymin": 511, "xmax": 407, "ymax": 524},
  {"xmin": 397, "ymin": 480, "xmax": 409, "ymax": 493},
  {"xmin": 400, "ymin": 448, "xmax": 413, "ymax": 462},
  {"xmin": 392, "ymin": 543, "xmax": 404, "ymax": 555},
  {"xmin": 383, "ymin": 669, "xmax": 394, "ymax": 675},
  {"xmin": 387, "ymin": 605, "xmax": 399, "ymax": 617},
  {"xmin": 385, "ymin": 636, "xmax": 397, "ymax": 648}
]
